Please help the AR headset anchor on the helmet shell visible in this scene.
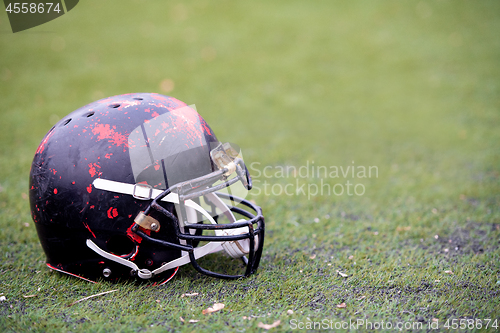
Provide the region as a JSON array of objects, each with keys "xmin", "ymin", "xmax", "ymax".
[{"xmin": 29, "ymin": 93, "xmax": 217, "ymax": 282}]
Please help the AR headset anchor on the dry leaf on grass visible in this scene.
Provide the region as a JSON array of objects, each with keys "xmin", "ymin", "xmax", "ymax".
[
  {"xmin": 444, "ymin": 270, "xmax": 453, "ymax": 274},
  {"xmin": 309, "ymin": 254, "xmax": 316, "ymax": 259},
  {"xmin": 23, "ymin": 294, "xmax": 37, "ymax": 298},
  {"xmin": 181, "ymin": 292, "xmax": 199, "ymax": 297},
  {"xmin": 336, "ymin": 303, "xmax": 346, "ymax": 308},
  {"xmin": 68, "ymin": 289, "xmax": 117, "ymax": 307},
  {"xmin": 357, "ymin": 296, "xmax": 366, "ymax": 301},
  {"xmin": 336, "ymin": 270, "xmax": 348, "ymax": 278},
  {"xmin": 287, "ymin": 309, "xmax": 294, "ymax": 315},
  {"xmin": 257, "ymin": 320, "xmax": 281, "ymax": 330},
  {"xmin": 202, "ymin": 303, "xmax": 224, "ymax": 314},
  {"xmin": 180, "ymin": 316, "xmax": 185, "ymax": 323}
]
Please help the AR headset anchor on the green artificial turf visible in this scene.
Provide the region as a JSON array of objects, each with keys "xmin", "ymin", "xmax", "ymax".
[{"xmin": 1, "ymin": 0, "xmax": 499, "ymax": 331}]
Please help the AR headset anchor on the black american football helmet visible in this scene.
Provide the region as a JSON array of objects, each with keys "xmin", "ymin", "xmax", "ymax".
[{"xmin": 29, "ymin": 93, "xmax": 264, "ymax": 284}]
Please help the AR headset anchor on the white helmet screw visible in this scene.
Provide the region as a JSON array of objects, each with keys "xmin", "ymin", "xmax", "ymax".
[{"xmin": 103, "ymin": 268, "xmax": 112, "ymax": 277}]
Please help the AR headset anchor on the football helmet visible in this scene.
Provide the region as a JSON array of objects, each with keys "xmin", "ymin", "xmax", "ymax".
[{"xmin": 29, "ymin": 93, "xmax": 265, "ymax": 283}]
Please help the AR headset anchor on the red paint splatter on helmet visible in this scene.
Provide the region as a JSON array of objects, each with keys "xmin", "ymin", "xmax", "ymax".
[
  {"xmin": 92, "ymin": 124, "xmax": 128, "ymax": 147},
  {"xmin": 107, "ymin": 207, "xmax": 118, "ymax": 219},
  {"xmin": 88, "ymin": 163, "xmax": 102, "ymax": 177},
  {"xmin": 83, "ymin": 221, "xmax": 96, "ymax": 238},
  {"xmin": 35, "ymin": 129, "xmax": 55, "ymax": 155},
  {"xmin": 168, "ymin": 106, "xmax": 210, "ymax": 146},
  {"xmin": 150, "ymin": 94, "xmax": 186, "ymax": 109},
  {"xmin": 200, "ymin": 121, "xmax": 212, "ymax": 135},
  {"xmin": 126, "ymin": 224, "xmax": 143, "ymax": 243}
]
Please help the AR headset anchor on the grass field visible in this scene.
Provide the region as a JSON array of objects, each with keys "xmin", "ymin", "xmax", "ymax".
[{"xmin": 1, "ymin": 0, "xmax": 499, "ymax": 331}]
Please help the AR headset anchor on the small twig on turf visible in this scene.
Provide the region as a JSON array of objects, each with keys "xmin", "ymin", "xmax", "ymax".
[{"xmin": 68, "ymin": 289, "xmax": 118, "ymax": 307}]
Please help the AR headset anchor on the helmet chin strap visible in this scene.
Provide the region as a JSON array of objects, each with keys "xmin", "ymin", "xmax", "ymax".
[{"xmin": 89, "ymin": 178, "xmax": 254, "ymax": 279}]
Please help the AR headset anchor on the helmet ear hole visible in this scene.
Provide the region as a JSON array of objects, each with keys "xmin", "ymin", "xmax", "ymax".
[{"xmin": 106, "ymin": 235, "xmax": 136, "ymax": 257}]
